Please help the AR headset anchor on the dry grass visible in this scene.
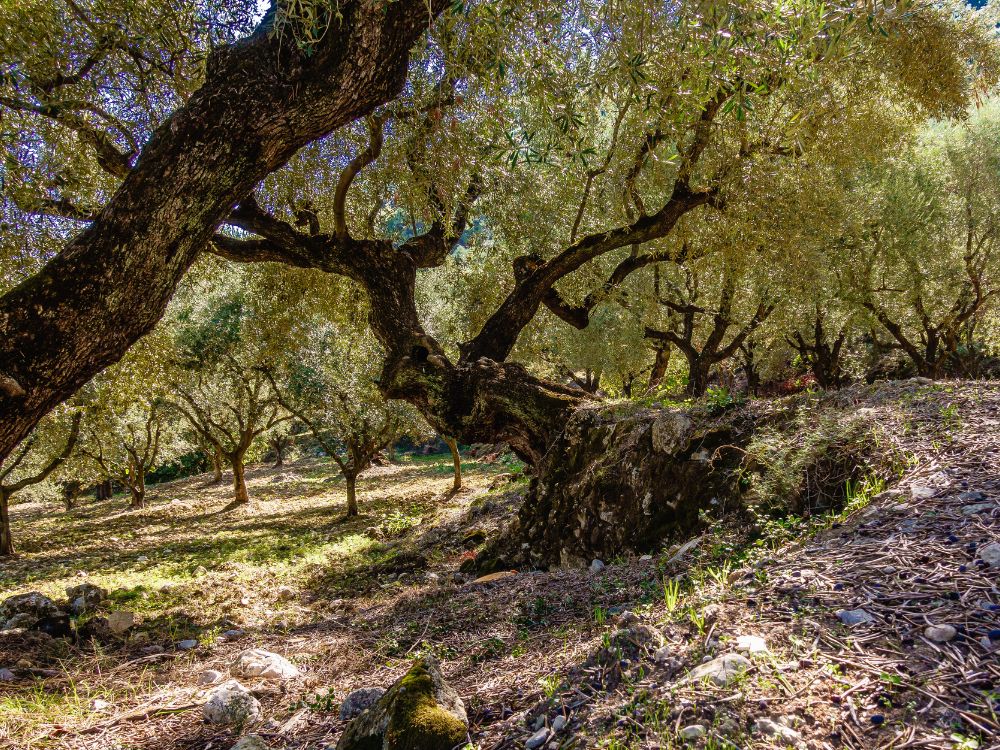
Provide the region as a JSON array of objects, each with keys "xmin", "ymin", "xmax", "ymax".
[{"xmin": 2, "ymin": 381, "xmax": 999, "ymax": 750}]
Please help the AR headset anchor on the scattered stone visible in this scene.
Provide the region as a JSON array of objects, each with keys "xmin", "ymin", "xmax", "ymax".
[
  {"xmin": 339, "ymin": 687, "xmax": 386, "ymax": 720},
  {"xmin": 335, "ymin": 656, "xmax": 467, "ymax": 750},
  {"xmin": 924, "ymin": 624, "xmax": 957, "ymax": 643},
  {"xmin": 678, "ymin": 724, "xmax": 706, "ymax": 740},
  {"xmin": 959, "ymin": 491, "xmax": 988, "ymax": 502},
  {"xmin": 683, "ymin": 653, "xmax": 751, "ymax": 686},
  {"xmin": 91, "ymin": 698, "xmax": 110, "ymax": 711},
  {"xmin": 910, "ymin": 485, "xmax": 936, "ymax": 500},
  {"xmin": 194, "ymin": 565, "xmax": 208, "ymax": 576},
  {"xmin": 275, "ymin": 586, "xmax": 295, "ymax": 601},
  {"xmin": 0, "ymin": 592, "xmax": 61, "ymax": 630},
  {"xmin": 177, "ymin": 639, "xmax": 198, "ymax": 650},
  {"xmin": 551, "ymin": 715, "xmax": 567, "ymax": 733},
  {"xmin": 199, "ymin": 669, "xmax": 225, "ymax": 686},
  {"xmin": 639, "ymin": 555, "xmax": 652, "ymax": 561},
  {"xmin": 526, "ymin": 728, "xmax": 550, "ymax": 749},
  {"xmin": 141, "ymin": 645, "xmax": 165, "ymax": 655},
  {"xmin": 0, "ymin": 668, "xmax": 15, "ymax": 681},
  {"xmin": 754, "ymin": 717, "xmax": 802, "ymax": 744},
  {"xmin": 223, "ymin": 629, "xmax": 246, "ymax": 639},
  {"xmin": 66, "ymin": 583, "xmax": 107, "ymax": 614},
  {"xmin": 136, "ymin": 555, "xmax": 149, "ymax": 563},
  {"xmin": 962, "ymin": 503, "xmax": 995, "ymax": 516},
  {"xmin": 653, "ymin": 645, "xmax": 673, "ymax": 664},
  {"xmin": 230, "ymin": 736, "xmax": 268, "ymax": 750},
  {"xmin": 232, "ymin": 648, "xmax": 300, "ymax": 680},
  {"xmin": 203, "ymin": 679, "xmax": 262, "ymax": 725},
  {"xmin": 735, "ymin": 635, "xmax": 769, "ymax": 655},
  {"xmin": 106, "ymin": 610, "xmax": 135, "ymax": 635},
  {"xmin": 836, "ymin": 609, "xmax": 875, "ymax": 626},
  {"xmin": 589, "ymin": 559, "xmax": 605, "ymax": 573},
  {"xmin": 979, "ymin": 543, "xmax": 1000, "ymax": 567}
]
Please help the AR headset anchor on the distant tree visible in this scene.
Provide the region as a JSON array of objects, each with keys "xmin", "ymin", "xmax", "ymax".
[
  {"xmin": 172, "ymin": 358, "xmax": 290, "ymax": 508},
  {"xmin": 0, "ymin": 408, "xmax": 81, "ymax": 556},
  {"xmin": 79, "ymin": 399, "xmax": 178, "ymax": 509},
  {"xmin": 787, "ymin": 306, "xmax": 851, "ymax": 389},
  {"xmin": 270, "ymin": 322, "xmax": 425, "ymax": 517},
  {"xmin": 645, "ymin": 258, "xmax": 775, "ymax": 396}
]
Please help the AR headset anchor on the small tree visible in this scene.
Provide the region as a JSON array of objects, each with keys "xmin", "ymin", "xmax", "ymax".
[
  {"xmin": 787, "ymin": 306, "xmax": 851, "ymax": 389},
  {"xmin": 0, "ymin": 409, "xmax": 81, "ymax": 556},
  {"xmin": 172, "ymin": 357, "xmax": 290, "ymax": 508},
  {"xmin": 79, "ymin": 399, "xmax": 180, "ymax": 509},
  {"xmin": 645, "ymin": 260, "xmax": 775, "ymax": 396},
  {"xmin": 442, "ymin": 436, "xmax": 462, "ymax": 492},
  {"xmin": 270, "ymin": 323, "xmax": 425, "ymax": 517}
]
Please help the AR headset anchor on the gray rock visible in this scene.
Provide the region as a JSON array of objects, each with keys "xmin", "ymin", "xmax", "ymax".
[
  {"xmin": 106, "ymin": 610, "xmax": 135, "ymax": 635},
  {"xmin": 335, "ymin": 657, "xmax": 466, "ymax": 750},
  {"xmin": 230, "ymin": 736, "xmax": 268, "ymax": 750},
  {"xmin": 203, "ymin": 679, "xmax": 262, "ymax": 725},
  {"xmin": 651, "ymin": 412, "xmax": 694, "ymax": 454},
  {"xmin": 3, "ymin": 612, "xmax": 35, "ymax": 630},
  {"xmin": 339, "ymin": 687, "xmax": 385, "ymax": 720},
  {"xmin": 910, "ymin": 485, "xmax": 936, "ymax": 500},
  {"xmin": 679, "ymin": 724, "xmax": 706, "ymax": 740},
  {"xmin": 526, "ymin": 728, "xmax": 550, "ymax": 749},
  {"xmin": 0, "ymin": 667, "xmax": 15, "ymax": 681},
  {"xmin": 980, "ymin": 542, "xmax": 1000, "ymax": 566},
  {"xmin": 959, "ymin": 491, "xmax": 987, "ymax": 502},
  {"xmin": 683, "ymin": 653, "xmax": 751, "ymax": 686},
  {"xmin": 754, "ymin": 717, "xmax": 802, "ymax": 745},
  {"xmin": 551, "ymin": 715, "xmax": 567, "ymax": 733},
  {"xmin": 198, "ymin": 669, "xmax": 225, "ymax": 686},
  {"xmin": 222, "ymin": 629, "xmax": 246, "ymax": 639},
  {"xmin": 589, "ymin": 559, "xmax": 605, "ymax": 573},
  {"xmin": 232, "ymin": 648, "xmax": 300, "ymax": 680},
  {"xmin": 735, "ymin": 634, "xmax": 769, "ymax": 655},
  {"xmin": 653, "ymin": 645, "xmax": 673, "ymax": 664},
  {"xmin": 66, "ymin": 583, "xmax": 107, "ymax": 614},
  {"xmin": 177, "ymin": 639, "xmax": 198, "ymax": 650},
  {"xmin": 0, "ymin": 592, "xmax": 60, "ymax": 628},
  {"xmin": 924, "ymin": 624, "xmax": 957, "ymax": 643},
  {"xmin": 962, "ymin": 503, "xmax": 995, "ymax": 516},
  {"xmin": 837, "ymin": 609, "xmax": 875, "ymax": 626}
]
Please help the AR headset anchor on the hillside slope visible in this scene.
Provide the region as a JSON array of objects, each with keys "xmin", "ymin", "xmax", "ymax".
[{"xmin": 1, "ymin": 380, "xmax": 998, "ymax": 750}]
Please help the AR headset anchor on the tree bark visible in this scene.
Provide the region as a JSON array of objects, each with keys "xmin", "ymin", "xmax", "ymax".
[
  {"xmin": 230, "ymin": 452, "xmax": 249, "ymax": 507},
  {"xmin": 210, "ymin": 446, "xmax": 224, "ymax": 484},
  {"xmin": 127, "ymin": 457, "xmax": 146, "ymax": 509},
  {"xmin": 444, "ymin": 436, "xmax": 462, "ymax": 491},
  {"xmin": 345, "ymin": 472, "xmax": 359, "ymax": 517},
  {"xmin": 0, "ymin": 0, "xmax": 452, "ymax": 465},
  {"xmin": 687, "ymin": 361, "xmax": 712, "ymax": 397},
  {"xmin": 648, "ymin": 346, "xmax": 671, "ymax": 392},
  {"xmin": 0, "ymin": 489, "xmax": 13, "ymax": 557}
]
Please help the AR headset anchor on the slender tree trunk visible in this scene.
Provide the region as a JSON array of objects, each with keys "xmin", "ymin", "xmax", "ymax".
[
  {"xmin": 128, "ymin": 459, "xmax": 147, "ymax": 509},
  {"xmin": 345, "ymin": 472, "xmax": 359, "ymax": 517},
  {"xmin": 0, "ymin": 490, "xmax": 13, "ymax": 557},
  {"xmin": 230, "ymin": 452, "xmax": 250, "ymax": 506},
  {"xmin": 63, "ymin": 481, "xmax": 81, "ymax": 511},
  {"xmin": 648, "ymin": 346, "xmax": 671, "ymax": 392},
  {"xmin": 211, "ymin": 446, "xmax": 224, "ymax": 484},
  {"xmin": 687, "ymin": 360, "xmax": 711, "ymax": 397},
  {"xmin": 444, "ymin": 436, "xmax": 462, "ymax": 491}
]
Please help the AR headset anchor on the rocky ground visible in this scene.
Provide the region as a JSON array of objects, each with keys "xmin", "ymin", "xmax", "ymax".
[{"xmin": 1, "ymin": 380, "xmax": 999, "ymax": 750}]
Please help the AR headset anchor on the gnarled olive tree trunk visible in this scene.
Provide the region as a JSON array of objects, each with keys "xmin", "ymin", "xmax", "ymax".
[{"xmin": 0, "ymin": 0, "xmax": 451, "ymax": 464}]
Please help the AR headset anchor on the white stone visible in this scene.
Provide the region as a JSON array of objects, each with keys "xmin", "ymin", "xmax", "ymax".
[
  {"xmin": 230, "ymin": 735, "xmax": 268, "ymax": 750},
  {"xmin": 90, "ymin": 698, "xmax": 110, "ymax": 711},
  {"xmin": 924, "ymin": 624, "xmax": 957, "ymax": 643},
  {"xmin": 910, "ymin": 485, "xmax": 935, "ymax": 500},
  {"xmin": 683, "ymin": 653, "xmax": 751, "ymax": 686},
  {"xmin": 754, "ymin": 717, "xmax": 802, "ymax": 745},
  {"xmin": 232, "ymin": 648, "xmax": 300, "ymax": 680},
  {"xmin": 735, "ymin": 635, "xmax": 769, "ymax": 655},
  {"xmin": 679, "ymin": 724, "xmax": 706, "ymax": 740},
  {"xmin": 651, "ymin": 412, "xmax": 693, "ymax": 454},
  {"xmin": 177, "ymin": 639, "xmax": 198, "ymax": 650},
  {"xmin": 198, "ymin": 669, "xmax": 225, "ymax": 686},
  {"xmin": 203, "ymin": 680, "xmax": 262, "ymax": 725},
  {"xmin": 980, "ymin": 542, "xmax": 1000, "ymax": 566}
]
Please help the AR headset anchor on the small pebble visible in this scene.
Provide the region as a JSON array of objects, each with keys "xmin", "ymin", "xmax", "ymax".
[
  {"xmin": 678, "ymin": 724, "xmax": 706, "ymax": 740},
  {"xmin": 176, "ymin": 639, "xmax": 198, "ymax": 650}
]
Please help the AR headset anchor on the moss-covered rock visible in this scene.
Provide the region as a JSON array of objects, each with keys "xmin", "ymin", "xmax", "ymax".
[{"xmin": 336, "ymin": 656, "xmax": 468, "ymax": 750}]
